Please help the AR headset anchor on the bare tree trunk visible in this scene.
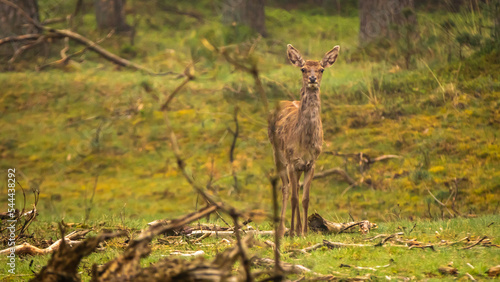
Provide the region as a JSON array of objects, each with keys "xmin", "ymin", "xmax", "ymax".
[
  {"xmin": 222, "ymin": 0, "xmax": 267, "ymax": 36},
  {"xmin": 359, "ymin": 0, "xmax": 416, "ymax": 46},
  {"xmin": 94, "ymin": 0, "xmax": 130, "ymax": 32},
  {"xmin": 0, "ymin": 0, "xmax": 40, "ymax": 56}
]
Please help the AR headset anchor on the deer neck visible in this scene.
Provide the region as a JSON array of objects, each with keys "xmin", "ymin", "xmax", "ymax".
[{"xmin": 298, "ymin": 86, "xmax": 321, "ymax": 124}]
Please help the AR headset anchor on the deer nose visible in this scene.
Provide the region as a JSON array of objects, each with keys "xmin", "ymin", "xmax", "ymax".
[{"xmin": 309, "ymin": 76, "xmax": 317, "ymax": 83}]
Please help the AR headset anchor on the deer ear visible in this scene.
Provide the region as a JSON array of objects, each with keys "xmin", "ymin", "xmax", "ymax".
[
  {"xmin": 287, "ymin": 44, "xmax": 305, "ymax": 68},
  {"xmin": 321, "ymin": 45, "xmax": 340, "ymax": 68}
]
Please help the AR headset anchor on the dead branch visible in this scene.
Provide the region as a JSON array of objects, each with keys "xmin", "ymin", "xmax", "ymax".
[
  {"xmin": 189, "ymin": 229, "xmax": 274, "ymax": 238},
  {"xmin": 308, "ymin": 213, "xmax": 377, "ymax": 234},
  {"xmin": 252, "ymin": 257, "xmax": 315, "ymax": 275},
  {"xmin": 229, "ymin": 107, "xmax": 240, "ymax": 192},
  {"xmin": 217, "ymin": 44, "xmax": 269, "ymax": 113},
  {"xmin": 426, "ymin": 185, "xmax": 456, "ymax": 217},
  {"xmin": 462, "ymin": 236, "xmax": 488, "ymax": 249},
  {"xmin": 30, "ymin": 230, "xmax": 126, "ymax": 282},
  {"xmin": 289, "ymin": 243, "xmax": 323, "ymax": 255},
  {"xmin": 0, "ymin": 34, "xmax": 58, "ymax": 46},
  {"xmin": 8, "ymin": 35, "xmax": 46, "ymax": 64},
  {"xmin": 313, "ymin": 167, "xmax": 356, "ymax": 185},
  {"xmin": 323, "ymin": 240, "xmax": 372, "ymax": 249},
  {"xmin": 365, "ymin": 232, "xmax": 404, "ymax": 241},
  {"xmin": 340, "ymin": 262, "xmax": 391, "ymax": 271},
  {"xmin": 160, "ymin": 65, "xmax": 196, "ymax": 110},
  {"xmin": 231, "ymin": 211, "xmax": 253, "ymax": 282},
  {"xmin": 408, "ymin": 244, "xmax": 435, "ymax": 251},
  {"xmin": 0, "ymin": 230, "xmax": 90, "ymax": 256},
  {"xmin": 38, "ymin": 29, "xmax": 115, "ymax": 71},
  {"xmin": 0, "ymin": 0, "xmax": 179, "ymax": 76},
  {"xmin": 92, "ymin": 205, "xmax": 219, "ymax": 281},
  {"xmin": 465, "ymin": 272, "xmax": 477, "ymax": 281}
]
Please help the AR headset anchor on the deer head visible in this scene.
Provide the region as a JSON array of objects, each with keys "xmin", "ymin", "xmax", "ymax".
[{"xmin": 287, "ymin": 44, "xmax": 340, "ymax": 90}]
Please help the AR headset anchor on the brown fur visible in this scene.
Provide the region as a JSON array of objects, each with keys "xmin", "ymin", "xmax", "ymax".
[{"xmin": 268, "ymin": 44, "xmax": 339, "ymax": 237}]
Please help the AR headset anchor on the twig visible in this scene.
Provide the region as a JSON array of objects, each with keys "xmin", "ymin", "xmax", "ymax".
[
  {"xmin": 252, "ymin": 257, "xmax": 315, "ymax": 275},
  {"xmin": 270, "ymin": 177, "xmax": 284, "ymax": 277},
  {"xmin": 465, "ymin": 273, "xmax": 476, "ymax": 281},
  {"xmin": 288, "ymin": 243, "xmax": 323, "ymax": 255},
  {"xmin": 340, "ymin": 263, "xmax": 391, "ymax": 271},
  {"xmin": 313, "ymin": 168, "xmax": 356, "ymax": 185},
  {"xmin": 0, "ymin": 230, "xmax": 90, "ymax": 256},
  {"xmin": 38, "ymin": 29, "xmax": 115, "ymax": 71},
  {"xmin": 408, "ymin": 244, "xmax": 435, "ymax": 251},
  {"xmin": 462, "ymin": 236, "xmax": 488, "ymax": 249},
  {"xmin": 426, "ymin": 185, "xmax": 455, "ymax": 217},
  {"xmin": 231, "ymin": 211, "xmax": 253, "ymax": 282},
  {"xmin": 229, "ymin": 107, "xmax": 240, "ymax": 192},
  {"xmin": 160, "ymin": 71, "xmax": 194, "ymax": 110}
]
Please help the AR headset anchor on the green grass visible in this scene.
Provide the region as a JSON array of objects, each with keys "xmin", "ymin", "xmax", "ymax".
[
  {"xmin": 0, "ymin": 1, "xmax": 499, "ymax": 280},
  {"xmin": 0, "ymin": 215, "xmax": 498, "ymax": 281}
]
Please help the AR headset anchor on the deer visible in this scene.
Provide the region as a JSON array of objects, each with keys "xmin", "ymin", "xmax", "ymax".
[{"xmin": 268, "ymin": 44, "xmax": 340, "ymax": 237}]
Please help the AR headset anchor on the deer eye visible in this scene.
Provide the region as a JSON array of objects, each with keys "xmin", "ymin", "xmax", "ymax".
[
  {"xmin": 301, "ymin": 68, "xmax": 306, "ymax": 73},
  {"xmin": 320, "ymin": 69, "xmax": 324, "ymax": 73}
]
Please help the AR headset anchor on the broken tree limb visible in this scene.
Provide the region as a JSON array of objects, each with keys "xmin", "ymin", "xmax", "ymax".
[
  {"xmin": 0, "ymin": 0, "xmax": 180, "ymax": 76},
  {"xmin": 462, "ymin": 236, "xmax": 488, "ymax": 250},
  {"xmin": 308, "ymin": 213, "xmax": 377, "ymax": 234},
  {"xmin": 30, "ymin": 230, "xmax": 126, "ymax": 282},
  {"xmin": 0, "ymin": 34, "xmax": 60, "ymax": 46},
  {"xmin": 0, "ymin": 230, "xmax": 91, "ymax": 256},
  {"xmin": 252, "ymin": 257, "xmax": 315, "ymax": 275},
  {"xmin": 323, "ymin": 240, "xmax": 372, "ymax": 249},
  {"xmin": 289, "ymin": 243, "xmax": 323, "ymax": 255},
  {"xmin": 92, "ymin": 205, "xmax": 219, "ymax": 281},
  {"xmin": 189, "ymin": 229, "xmax": 274, "ymax": 238},
  {"xmin": 340, "ymin": 262, "xmax": 391, "ymax": 271},
  {"xmin": 313, "ymin": 167, "xmax": 356, "ymax": 185}
]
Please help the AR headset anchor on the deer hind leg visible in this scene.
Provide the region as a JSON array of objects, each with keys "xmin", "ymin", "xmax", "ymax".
[{"xmin": 302, "ymin": 165, "xmax": 315, "ymax": 235}]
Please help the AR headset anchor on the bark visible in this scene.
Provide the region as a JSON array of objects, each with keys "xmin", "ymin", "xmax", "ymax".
[
  {"xmin": 359, "ymin": 0, "xmax": 417, "ymax": 46},
  {"xmin": 94, "ymin": 0, "xmax": 130, "ymax": 32},
  {"xmin": 0, "ymin": 0, "xmax": 40, "ymax": 55},
  {"xmin": 222, "ymin": 0, "xmax": 267, "ymax": 36}
]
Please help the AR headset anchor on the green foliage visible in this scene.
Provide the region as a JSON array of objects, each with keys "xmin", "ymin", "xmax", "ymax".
[{"xmin": 0, "ymin": 3, "xmax": 499, "ymax": 279}]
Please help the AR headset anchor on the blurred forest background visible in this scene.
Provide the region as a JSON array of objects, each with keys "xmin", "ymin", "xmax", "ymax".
[{"xmin": 0, "ymin": 0, "xmax": 499, "ymax": 225}]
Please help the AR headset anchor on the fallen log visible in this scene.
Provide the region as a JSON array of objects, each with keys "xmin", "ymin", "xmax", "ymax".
[{"xmin": 308, "ymin": 213, "xmax": 377, "ymax": 234}]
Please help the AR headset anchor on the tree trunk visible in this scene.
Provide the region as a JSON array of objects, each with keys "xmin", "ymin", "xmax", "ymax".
[
  {"xmin": 0, "ymin": 0, "xmax": 40, "ymax": 56},
  {"xmin": 222, "ymin": 0, "xmax": 267, "ymax": 36},
  {"xmin": 94, "ymin": 0, "xmax": 130, "ymax": 32},
  {"xmin": 359, "ymin": 0, "xmax": 417, "ymax": 46}
]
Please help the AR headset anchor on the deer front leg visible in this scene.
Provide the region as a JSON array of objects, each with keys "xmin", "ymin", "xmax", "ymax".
[
  {"xmin": 287, "ymin": 165, "xmax": 301, "ymax": 237},
  {"xmin": 302, "ymin": 164, "xmax": 315, "ymax": 235}
]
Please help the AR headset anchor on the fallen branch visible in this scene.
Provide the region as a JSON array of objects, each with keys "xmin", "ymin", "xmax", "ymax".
[
  {"xmin": 462, "ymin": 236, "xmax": 488, "ymax": 250},
  {"xmin": 92, "ymin": 205, "xmax": 219, "ymax": 280},
  {"xmin": 0, "ymin": 230, "xmax": 90, "ymax": 256},
  {"xmin": 289, "ymin": 243, "xmax": 323, "ymax": 255},
  {"xmin": 0, "ymin": 0, "xmax": 179, "ymax": 75},
  {"xmin": 308, "ymin": 213, "xmax": 377, "ymax": 234},
  {"xmin": 340, "ymin": 262, "xmax": 391, "ymax": 271},
  {"xmin": 365, "ymin": 232, "xmax": 404, "ymax": 241},
  {"xmin": 31, "ymin": 229, "xmax": 126, "ymax": 281},
  {"xmin": 37, "ymin": 29, "xmax": 115, "ymax": 71},
  {"xmin": 252, "ymin": 257, "xmax": 314, "ymax": 275},
  {"xmin": 189, "ymin": 229, "xmax": 274, "ymax": 238},
  {"xmin": 313, "ymin": 168, "xmax": 356, "ymax": 185}
]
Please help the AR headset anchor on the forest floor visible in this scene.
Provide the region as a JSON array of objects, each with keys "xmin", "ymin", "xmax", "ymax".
[{"xmin": 0, "ymin": 1, "xmax": 499, "ymax": 280}]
